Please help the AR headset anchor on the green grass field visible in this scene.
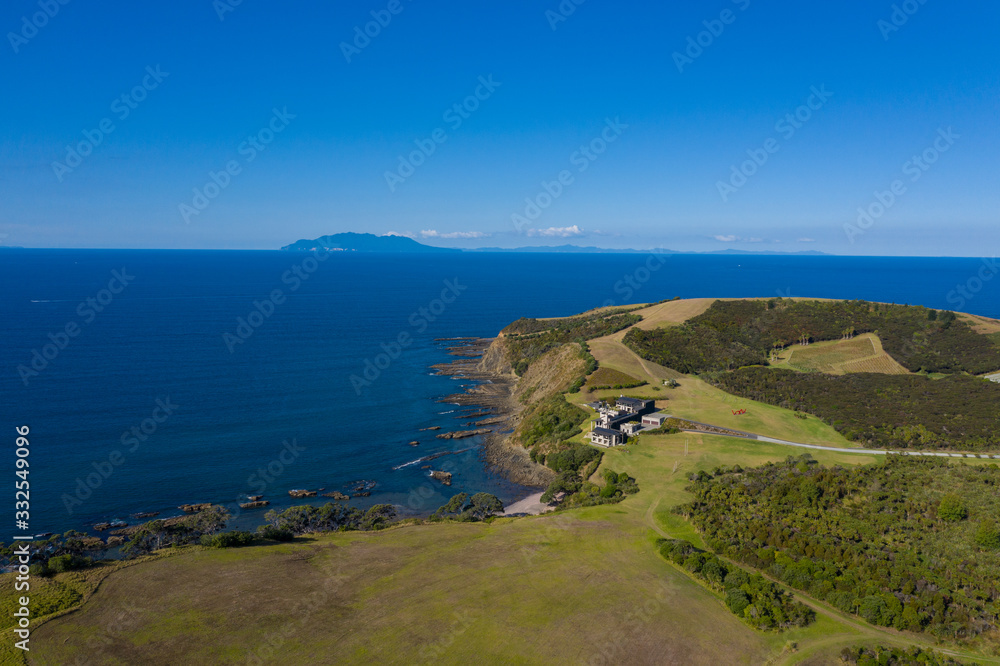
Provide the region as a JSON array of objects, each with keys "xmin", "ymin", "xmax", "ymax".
[
  {"xmin": 21, "ymin": 432, "xmax": 999, "ymax": 665},
  {"xmin": 769, "ymin": 333, "xmax": 909, "ymax": 376}
]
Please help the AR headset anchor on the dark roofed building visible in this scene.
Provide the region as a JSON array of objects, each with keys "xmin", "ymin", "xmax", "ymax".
[
  {"xmin": 589, "ymin": 426, "xmax": 626, "ymax": 447},
  {"xmin": 615, "ymin": 396, "xmax": 655, "ymax": 415}
]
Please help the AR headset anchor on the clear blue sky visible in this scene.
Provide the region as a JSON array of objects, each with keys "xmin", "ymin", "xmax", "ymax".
[{"xmin": 1, "ymin": 0, "xmax": 997, "ymax": 254}]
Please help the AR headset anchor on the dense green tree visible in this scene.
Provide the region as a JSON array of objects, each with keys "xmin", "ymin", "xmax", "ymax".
[
  {"xmin": 937, "ymin": 494, "xmax": 968, "ymax": 522},
  {"xmin": 974, "ymin": 520, "xmax": 1000, "ymax": 550}
]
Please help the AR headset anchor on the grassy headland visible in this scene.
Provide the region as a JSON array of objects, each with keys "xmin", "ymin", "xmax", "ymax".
[{"xmin": 9, "ymin": 298, "xmax": 1000, "ymax": 665}]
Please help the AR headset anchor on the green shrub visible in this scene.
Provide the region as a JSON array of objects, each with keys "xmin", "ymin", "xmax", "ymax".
[
  {"xmin": 200, "ymin": 530, "xmax": 255, "ymax": 548},
  {"xmin": 937, "ymin": 494, "xmax": 968, "ymax": 522},
  {"xmin": 46, "ymin": 553, "xmax": 91, "ymax": 574},
  {"xmin": 257, "ymin": 525, "xmax": 295, "ymax": 542},
  {"xmin": 974, "ymin": 519, "xmax": 1000, "ymax": 550}
]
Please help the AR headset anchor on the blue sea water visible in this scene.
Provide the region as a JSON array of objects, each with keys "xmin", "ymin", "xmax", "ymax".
[{"xmin": 1, "ymin": 250, "xmax": 998, "ymax": 536}]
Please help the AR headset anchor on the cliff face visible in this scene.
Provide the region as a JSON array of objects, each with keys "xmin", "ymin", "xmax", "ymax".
[{"xmin": 477, "ymin": 335, "xmax": 515, "ymax": 377}]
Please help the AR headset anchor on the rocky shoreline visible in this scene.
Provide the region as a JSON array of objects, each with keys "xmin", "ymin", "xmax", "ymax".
[{"xmin": 431, "ymin": 337, "xmax": 553, "ymax": 487}]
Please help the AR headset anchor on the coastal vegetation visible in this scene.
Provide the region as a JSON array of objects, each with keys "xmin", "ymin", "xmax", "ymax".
[
  {"xmin": 501, "ymin": 309, "xmax": 641, "ymax": 375},
  {"xmin": 839, "ymin": 645, "xmax": 969, "ymax": 665},
  {"xmin": 680, "ymin": 455, "xmax": 1000, "ymax": 640},
  {"xmin": 658, "ymin": 538, "xmax": 815, "ymax": 631},
  {"xmin": 430, "ymin": 493, "xmax": 505, "ymax": 522},
  {"xmin": 709, "ymin": 368, "xmax": 1000, "ymax": 450},
  {"xmin": 624, "ymin": 299, "xmax": 1000, "ymax": 375},
  {"xmin": 262, "ymin": 502, "xmax": 399, "ymax": 535},
  {"xmin": 517, "ymin": 394, "xmax": 589, "ymax": 451}
]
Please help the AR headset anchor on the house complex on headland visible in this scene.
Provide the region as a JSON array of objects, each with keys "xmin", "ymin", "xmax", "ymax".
[{"xmin": 587, "ymin": 395, "xmax": 664, "ymax": 447}]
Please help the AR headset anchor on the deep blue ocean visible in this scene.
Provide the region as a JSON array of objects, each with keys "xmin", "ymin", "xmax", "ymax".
[{"xmin": 2, "ymin": 250, "xmax": 998, "ymax": 536}]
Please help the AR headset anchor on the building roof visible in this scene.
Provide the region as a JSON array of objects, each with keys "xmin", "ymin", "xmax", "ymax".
[
  {"xmin": 617, "ymin": 397, "xmax": 652, "ymax": 407},
  {"xmin": 642, "ymin": 412, "xmax": 667, "ymax": 421},
  {"xmin": 592, "ymin": 427, "xmax": 624, "ymax": 438}
]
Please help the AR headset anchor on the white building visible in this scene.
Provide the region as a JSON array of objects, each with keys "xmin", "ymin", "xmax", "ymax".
[
  {"xmin": 589, "ymin": 426, "xmax": 626, "ymax": 447},
  {"xmin": 641, "ymin": 413, "xmax": 668, "ymax": 427}
]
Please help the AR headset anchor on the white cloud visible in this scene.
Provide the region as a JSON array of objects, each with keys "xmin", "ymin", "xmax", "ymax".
[
  {"xmin": 419, "ymin": 229, "xmax": 490, "ymax": 239},
  {"xmin": 714, "ymin": 234, "xmax": 762, "ymax": 243},
  {"xmin": 526, "ymin": 225, "xmax": 584, "ymax": 238},
  {"xmin": 797, "ymin": 237, "xmax": 817, "ymax": 243}
]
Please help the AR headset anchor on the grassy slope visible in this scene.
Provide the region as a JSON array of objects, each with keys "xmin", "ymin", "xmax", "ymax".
[
  {"xmin": 769, "ymin": 333, "xmax": 909, "ymax": 376},
  {"xmin": 18, "ymin": 299, "xmax": 1000, "ymax": 665}
]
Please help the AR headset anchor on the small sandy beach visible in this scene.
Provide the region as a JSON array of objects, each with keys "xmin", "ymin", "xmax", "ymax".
[{"xmin": 503, "ymin": 492, "xmax": 554, "ymax": 516}]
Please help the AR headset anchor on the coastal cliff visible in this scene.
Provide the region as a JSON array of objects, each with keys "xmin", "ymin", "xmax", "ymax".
[{"xmin": 436, "ymin": 335, "xmax": 589, "ymax": 486}]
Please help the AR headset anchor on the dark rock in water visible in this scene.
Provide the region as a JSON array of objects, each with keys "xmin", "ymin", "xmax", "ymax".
[
  {"xmin": 408, "ymin": 440, "xmax": 420, "ymax": 446},
  {"xmin": 429, "ymin": 470, "xmax": 453, "ymax": 486},
  {"xmin": 421, "ymin": 465, "xmax": 431, "ymax": 469},
  {"xmin": 347, "ymin": 480, "xmax": 377, "ymax": 492},
  {"xmin": 419, "ymin": 426, "xmax": 442, "ymax": 431},
  {"xmin": 131, "ymin": 511, "xmax": 160, "ymax": 520},
  {"xmin": 94, "ymin": 523, "xmax": 111, "ymax": 531},
  {"xmin": 288, "ymin": 489, "xmax": 317, "ymax": 498},
  {"xmin": 107, "ymin": 536, "xmax": 125, "ymax": 546},
  {"xmin": 351, "ymin": 491, "xmax": 371, "ymax": 498},
  {"xmin": 247, "ymin": 495, "xmax": 263, "ymax": 502},
  {"xmin": 109, "ymin": 520, "xmax": 128, "ymax": 529},
  {"xmin": 322, "ymin": 491, "xmax": 349, "ymax": 500},
  {"xmin": 178, "ymin": 503, "xmax": 214, "ymax": 513},
  {"xmin": 240, "ymin": 501, "xmax": 270, "ymax": 509},
  {"xmin": 436, "ymin": 428, "xmax": 491, "ymax": 440}
]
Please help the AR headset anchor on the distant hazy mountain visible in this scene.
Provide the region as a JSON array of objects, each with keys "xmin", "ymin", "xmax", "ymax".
[
  {"xmin": 468, "ymin": 245, "xmax": 830, "ymax": 256},
  {"xmin": 281, "ymin": 235, "xmax": 830, "ymax": 256},
  {"xmin": 281, "ymin": 233, "xmax": 459, "ymax": 253}
]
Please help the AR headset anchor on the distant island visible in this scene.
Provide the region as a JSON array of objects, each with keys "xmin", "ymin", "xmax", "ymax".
[
  {"xmin": 281, "ymin": 233, "xmax": 830, "ymax": 255},
  {"xmin": 281, "ymin": 232, "xmax": 460, "ymax": 253}
]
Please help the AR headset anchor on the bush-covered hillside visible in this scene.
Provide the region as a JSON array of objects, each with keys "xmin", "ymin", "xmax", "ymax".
[
  {"xmin": 681, "ymin": 456, "xmax": 1000, "ymax": 640},
  {"xmin": 709, "ymin": 368, "xmax": 1000, "ymax": 451},
  {"xmin": 503, "ymin": 310, "xmax": 641, "ymax": 374},
  {"xmin": 624, "ymin": 299, "xmax": 1000, "ymax": 375}
]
